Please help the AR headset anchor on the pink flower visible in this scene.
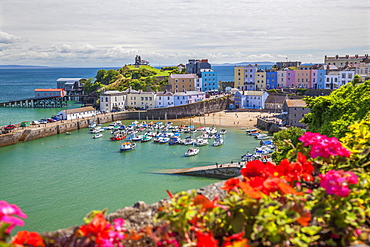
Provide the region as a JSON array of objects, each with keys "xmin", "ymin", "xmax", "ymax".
[
  {"xmin": 0, "ymin": 200, "xmax": 27, "ymax": 234},
  {"xmin": 319, "ymin": 170, "xmax": 358, "ymax": 197},
  {"xmin": 298, "ymin": 132, "xmax": 351, "ymax": 159}
]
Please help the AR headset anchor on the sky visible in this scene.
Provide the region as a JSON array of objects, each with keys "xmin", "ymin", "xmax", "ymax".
[{"xmin": 1, "ymin": 0, "xmax": 369, "ymax": 67}]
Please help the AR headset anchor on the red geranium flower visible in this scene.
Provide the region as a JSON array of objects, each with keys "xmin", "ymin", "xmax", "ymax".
[
  {"xmin": 241, "ymin": 160, "xmax": 268, "ymax": 179},
  {"xmin": 12, "ymin": 230, "xmax": 45, "ymax": 247},
  {"xmin": 195, "ymin": 230, "xmax": 218, "ymax": 247},
  {"xmin": 222, "ymin": 232, "xmax": 249, "ymax": 247},
  {"xmin": 221, "ymin": 177, "xmax": 241, "ymax": 191},
  {"xmin": 78, "ymin": 213, "xmax": 112, "ymax": 244}
]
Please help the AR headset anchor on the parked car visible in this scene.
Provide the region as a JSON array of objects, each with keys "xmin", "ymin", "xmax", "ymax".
[
  {"xmin": 39, "ymin": 119, "xmax": 48, "ymax": 124},
  {"xmin": 31, "ymin": 120, "xmax": 40, "ymax": 125},
  {"xmin": 4, "ymin": 124, "xmax": 15, "ymax": 130},
  {"xmin": 47, "ymin": 118, "xmax": 57, "ymax": 122}
]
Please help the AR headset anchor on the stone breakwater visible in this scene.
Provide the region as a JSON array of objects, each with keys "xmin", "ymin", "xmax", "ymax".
[{"xmin": 0, "ymin": 97, "xmax": 230, "ymax": 147}]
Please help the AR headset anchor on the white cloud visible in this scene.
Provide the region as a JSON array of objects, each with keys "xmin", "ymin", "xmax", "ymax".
[
  {"xmin": 0, "ymin": 31, "xmax": 25, "ymax": 44},
  {"xmin": 0, "ymin": 0, "xmax": 369, "ymax": 66}
]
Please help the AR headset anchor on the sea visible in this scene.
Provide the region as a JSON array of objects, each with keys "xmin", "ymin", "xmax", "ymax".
[{"xmin": 0, "ymin": 65, "xmax": 263, "ymax": 234}]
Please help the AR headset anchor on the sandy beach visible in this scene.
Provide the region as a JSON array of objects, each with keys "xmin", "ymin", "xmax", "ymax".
[{"xmin": 178, "ymin": 110, "xmax": 276, "ymax": 128}]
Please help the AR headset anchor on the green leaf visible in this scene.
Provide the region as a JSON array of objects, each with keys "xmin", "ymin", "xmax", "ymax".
[{"xmin": 301, "ymin": 225, "xmax": 321, "ymax": 236}]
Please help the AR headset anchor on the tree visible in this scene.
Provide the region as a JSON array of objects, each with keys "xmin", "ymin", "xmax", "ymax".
[
  {"xmin": 83, "ymin": 79, "xmax": 102, "ymax": 95},
  {"xmin": 302, "ymin": 78, "xmax": 370, "ymax": 139},
  {"xmin": 271, "ymin": 127, "xmax": 306, "ymax": 163},
  {"xmin": 95, "ymin": 69, "xmax": 120, "ymax": 85}
]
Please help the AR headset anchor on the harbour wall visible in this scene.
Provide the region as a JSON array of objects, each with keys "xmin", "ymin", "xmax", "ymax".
[
  {"xmin": 159, "ymin": 163, "xmax": 243, "ymax": 179},
  {"xmin": 0, "ymin": 97, "xmax": 230, "ymax": 148},
  {"xmin": 256, "ymin": 118, "xmax": 285, "ymax": 133}
]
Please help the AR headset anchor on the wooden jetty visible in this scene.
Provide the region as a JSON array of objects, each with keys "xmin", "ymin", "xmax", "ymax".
[{"xmin": 0, "ymin": 97, "xmax": 68, "ymax": 108}]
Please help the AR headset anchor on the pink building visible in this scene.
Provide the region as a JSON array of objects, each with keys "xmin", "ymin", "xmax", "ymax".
[
  {"xmin": 296, "ymin": 69, "xmax": 311, "ymax": 88},
  {"xmin": 310, "ymin": 70, "xmax": 318, "ymax": 88},
  {"xmin": 277, "ymin": 70, "xmax": 287, "ymax": 88},
  {"xmin": 286, "ymin": 70, "xmax": 296, "ymax": 88},
  {"xmin": 34, "ymin": 88, "xmax": 66, "ymax": 99}
]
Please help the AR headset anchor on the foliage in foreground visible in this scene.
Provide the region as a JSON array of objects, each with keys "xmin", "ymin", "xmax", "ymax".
[
  {"xmin": 302, "ymin": 77, "xmax": 370, "ymax": 139},
  {"xmin": 2, "ymin": 125, "xmax": 370, "ymax": 246}
]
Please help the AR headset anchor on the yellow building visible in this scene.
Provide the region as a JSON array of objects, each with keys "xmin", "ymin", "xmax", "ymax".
[
  {"xmin": 234, "ymin": 66, "xmax": 245, "ymax": 89},
  {"xmin": 126, "ymin": 91, "xmax": 156, "ymax": 109},
  {"xmin": 256, "ymin": 69, "xmax": 266, "ymax": 90},
  {"xmin": 168, "ymin": 74, "xmax": 198, "ymax": 93}
]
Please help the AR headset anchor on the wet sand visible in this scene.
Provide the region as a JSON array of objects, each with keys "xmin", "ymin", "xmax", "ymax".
[{"xmin": 184, "ymin": 110, "xmax": 275, "ymax": 128}]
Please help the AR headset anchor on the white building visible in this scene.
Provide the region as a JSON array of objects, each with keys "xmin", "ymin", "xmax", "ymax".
[
  {"xmin": 155, "ymin": 92, "xmax": 174, "ymax": 108},
  {"xmin": 339, "ymin": 70, "xmax": 355, "ymax": 87},
  {"xmin": 174, "ymin": 91, "xmax": 206, "ymax": 106},
  {"xmin": 56, "ymin": 107, "xmax": 97, "ymax": 120},
  {"xmin": 324, "ymin": 73, "xmax": 340, "ymax": 89},
  {"xmin": 100, "ymin": 91, "xmax": 126, "ymax": 113},
  {"xmin": 234, "ymin": 90, "xmax": 269, "ymax": 109}
]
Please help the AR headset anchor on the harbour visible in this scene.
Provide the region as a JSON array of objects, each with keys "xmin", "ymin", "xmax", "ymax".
[
  {"xmin": 0, "ymin": 66, "xmax": 273, "ymax": 235},
  {"xmin": 0, "ymin": 120, "xmax": 262, "ymax": 234}
]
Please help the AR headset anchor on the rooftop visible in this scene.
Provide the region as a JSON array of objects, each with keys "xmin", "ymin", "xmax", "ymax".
[
  {"xmin": 169, "ymin": 74, "xmax": 198, "ymax": 79},
  {"xmin": 285, "ymin": 99, "xmax": 307, "ymax": 108},
  {"xmin": 56, "ymin": 78, "xmax": 83, "ymax": 81},
  {"xmin": 60, "ymin": 107, "xmax": 96, "ymax": 114},
  {"xmin": 34, "ymin": 88, "xmax": 64, "ymax": 92}
]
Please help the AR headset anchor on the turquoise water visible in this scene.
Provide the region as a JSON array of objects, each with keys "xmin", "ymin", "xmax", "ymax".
[
  {"xmin": 0, "ymin": 121, "xmax": 261, "ymax": 233},
  {"xmin": 0, "ymin": 66, "xmax": 263, "ymax": 234}
]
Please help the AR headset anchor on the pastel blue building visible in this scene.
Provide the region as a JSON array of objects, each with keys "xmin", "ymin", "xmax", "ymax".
[
  {"xmin": 316, "ymin": 69, "xmax": 326, "ymax": 89},
  {"xmin": 200, "ymin": 69, "xmax": 219, "ymax": 92},
  {"xmin": 266, "ymin": 70, "xmax": 278, "ymax": 89}
]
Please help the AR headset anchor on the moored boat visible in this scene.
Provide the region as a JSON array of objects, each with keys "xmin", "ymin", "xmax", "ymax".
[
  {"xmin": 195, "ymin": 138, "xmax": 209, "ymax": 146},
  {"xmin": 184, "ymin": 148, "xmax": 200, "ymax": 157},
  {"xmin": 213, "ymin": 138, "xmax": 224, "ymax": 146},
  {"xmin": 120, "ymin": 142, "xmax": 136, "ymax": 151},
  {"xmin": 255, "ymin": 133, "xmax": 269, "ymax": 140},
  {"xmin": 169, "ymin": 136, "xmax": 181, "ymax": 145},
  {"xmin": 141, "ymin": 135, "xmax": 152, "ymax": 142},
  {"xmin": 110, "ymin": 133, "xmax": 126, "ymax": 141},
  {"xmin": 93, "ymin": 133, "xmax": 103, "ymax": 139}
]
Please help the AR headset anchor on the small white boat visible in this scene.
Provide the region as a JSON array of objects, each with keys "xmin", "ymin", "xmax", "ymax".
[
  {"xmin": 195, "ymin": 138, "xmax": 209, "ymax": 146},
  {"xmin": 65, "ymin": 132, "xmax": 71, "ymax": 135},
  {"xmin": 93, "ymin": 134, "xmax": 103, "ymax": 139},
  {"xmin": 120, "ymin": 142, "xmax": 136, "ymax": 151},
  {"xmin": 131, "ymin": 135, "xmax": 143, "ymax": 141},
  {"xmin": 220, "ymin": 129, "xmax": 227, "ymax": 135},
  {"xmin": 183, "ymin": 137, "xmax": 195, "ymax": 145},
  {"xmin": 255, "ymin": 134, "xmax": 269, "ymax": 140},
  {"xmin": 141, "ymin": 135, "xmax": 152, "ymax": 142},
  {"xmin": 213, "ymin": 138, "xmax": 224, "ymax": 146},
  {"xmin": 90, "ymin": 127, "xmax": 104, "ymax": 134},
  {"xmin": 159, "ymin": 137, "xmax": 170, "ymax": 144},
  {"xmin": 184, "ymin": 148, "xmax": 200, "ymax": 157},
  {"xmin": 88, "ymin": 122, "xmax": 96, "ymax": 128}
]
